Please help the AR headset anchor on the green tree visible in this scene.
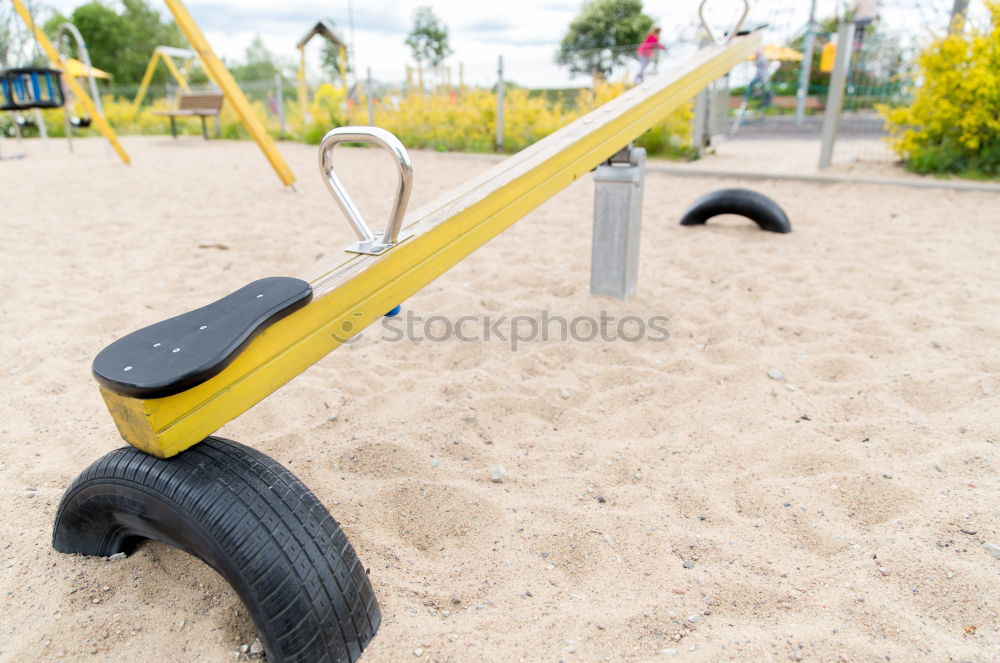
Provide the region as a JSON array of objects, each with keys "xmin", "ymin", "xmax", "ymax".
[
  {"xmin": 405, "ymin": 6, "xmax": 452, "ymax": 67},
  {"xmin": 42, "ymin": 0, "xmax": 183, "ymax": 86},
  {"xmin": 320, "ymin": 41, "xmax": 351, "ymax": 80},
  {"xmin": 229, "ymin": 35, "xmax": 280, "ymax": 81},
  {"xmin": 556, "ymin": 0, "xmax": 653, "ymax": 78}
]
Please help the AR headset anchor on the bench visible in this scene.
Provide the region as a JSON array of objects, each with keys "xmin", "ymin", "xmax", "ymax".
[{"xmin": 153, "ymin": 93, "xmax": 224, "ymax": 140}]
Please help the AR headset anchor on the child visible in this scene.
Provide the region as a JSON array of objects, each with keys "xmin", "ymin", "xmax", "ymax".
[{"xmin": 635, "ymin": 27, "xmax": 666, "ymax": 83}]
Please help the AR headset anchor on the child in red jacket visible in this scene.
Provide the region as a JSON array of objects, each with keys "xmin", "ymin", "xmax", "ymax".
[{"xmin": 635, "ymin": 27, "xmax": 666, "ymax": 83}]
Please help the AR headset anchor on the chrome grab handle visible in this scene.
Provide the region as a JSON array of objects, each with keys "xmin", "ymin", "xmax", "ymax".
[
  {"xmin": 318, "ymin": 126, "xmax": 415, "ymax": 255},
  {"xmin": 698, "ymin": 0, "xmax": 750, "ymax": 45}
]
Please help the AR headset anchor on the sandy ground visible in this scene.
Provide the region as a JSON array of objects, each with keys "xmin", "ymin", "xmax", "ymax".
[{"xmin": 1, "ymin": 136, "xmax": 998, "ymax": 663}]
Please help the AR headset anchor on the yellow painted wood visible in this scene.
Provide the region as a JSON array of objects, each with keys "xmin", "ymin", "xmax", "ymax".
[
  {"xmin": 11, "ymin": 0, "xmax": 131, "ymax": 165},
  {"xmin": 103, "ymin": 35, "xmax": 760, "ymax": 457},
  {"xmin": 163, "ymin": 0, "xmax": 296, "ymax": 187},
  {"xmin": 131, "ymin": 51, "xmax": 161, "ymax": 111},
  {"xmin": 297, "ymin": 47, "xmax": 309, "ymax": 121}
]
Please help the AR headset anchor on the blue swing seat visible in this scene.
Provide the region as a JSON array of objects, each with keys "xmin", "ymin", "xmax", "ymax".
[{"xmin": 0, "ymin": 67, "xmax": 65, "ymax": 112}]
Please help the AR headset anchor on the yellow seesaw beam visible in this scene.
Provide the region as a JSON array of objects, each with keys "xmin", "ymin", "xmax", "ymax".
[
  {"xmin": 11, "ymin": 0, "xmax": 131, "ymax": 165},
  {"xmin": 101, "ymin": 34, "xmax": 761, "ymax": 458}
]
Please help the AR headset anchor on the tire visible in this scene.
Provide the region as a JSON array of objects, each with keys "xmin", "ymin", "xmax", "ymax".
[
  {"xmin": 52, "ymin": 436, "xmax": 380, "ymax": 663},
  {"xmin": 679, "ymin": 188, "xmax": 792, "ymax": 233}
]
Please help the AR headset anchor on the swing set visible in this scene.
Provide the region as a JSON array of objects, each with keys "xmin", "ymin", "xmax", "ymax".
[{"xmin": 2, "ymin": 0, "xmax": 296, "ymax": 186}]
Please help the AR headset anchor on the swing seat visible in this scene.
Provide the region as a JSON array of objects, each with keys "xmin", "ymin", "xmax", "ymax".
[
  {"xmin": 93, "ymin": 277, "xmax": 313, "ymax": 399},
  {"xmin": 0, "ymin": 67, "xmax": 64, "ymax": 111}
]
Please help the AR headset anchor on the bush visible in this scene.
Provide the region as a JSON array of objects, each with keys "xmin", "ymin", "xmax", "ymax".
[
  {"xmin": 29, "ymin": 79, "xmax": 692, "ymax": 161},
  {"xmin": 882, "ymin": 2, "xmax": 1000, "ymax": 176}
]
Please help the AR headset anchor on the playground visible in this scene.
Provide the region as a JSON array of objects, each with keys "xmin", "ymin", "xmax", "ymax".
[
  {"xmin": 1, "ymin": 134, "xmax": 997, "ymax": 660},
  {"xmin": 1, "ymin": 0, "xmax": 999, "ymax": 660}
]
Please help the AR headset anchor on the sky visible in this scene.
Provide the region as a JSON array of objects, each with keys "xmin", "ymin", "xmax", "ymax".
[{"xmin": 36, "ymin": 0, "xmax": 987, "ymax": 89}]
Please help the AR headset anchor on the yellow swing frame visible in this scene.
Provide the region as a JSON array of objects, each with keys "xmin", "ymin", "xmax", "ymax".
[{"xmin": 7, "ymin": 0, "xmax": 296, "ymax": 187}]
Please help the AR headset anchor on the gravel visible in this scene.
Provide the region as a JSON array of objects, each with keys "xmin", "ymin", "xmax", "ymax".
[
  {"xmin": 767, "ymin": 368, "xmax": 785, "ymax": 380},
  {"xmin": 682, "ymin": 560, "xmax": 695, "ymax": 569},
  {"xmin": 983, "ymin": 542, "xmax": 1000, "ymax": 559},
  {"xmin": 490, "ymin": 465, "xmax": 508, "ymax": 483}
]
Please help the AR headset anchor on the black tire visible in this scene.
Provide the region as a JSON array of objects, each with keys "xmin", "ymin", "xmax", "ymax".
[
  {"xmin": 679, "ymin": 188, "xmax": 792, "ymax": 233},
  {"xmin": 52, "ymin": 436, "xmax": 380, "ymax": 663}
]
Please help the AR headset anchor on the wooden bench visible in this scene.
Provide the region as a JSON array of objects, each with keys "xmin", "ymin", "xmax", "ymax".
[{"xmin": 153, "ymin": 93, "xmax": 224, "ymax": 139}]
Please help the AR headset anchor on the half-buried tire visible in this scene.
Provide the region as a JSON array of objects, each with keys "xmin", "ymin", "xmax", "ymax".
[
  {"xmin": 679, "ymin": 188, "xmax": 792, "ymax": 233},
  {"xmin": 52, "ymin": 436, "xmax": 379, "ymax": 663}
]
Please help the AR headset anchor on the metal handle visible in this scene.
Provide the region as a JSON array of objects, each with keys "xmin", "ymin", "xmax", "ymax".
[
  {"xmin": 698, "ymin": 0, "xmax": 750, "ymax": 45},
  {"xmin": 318, "ymin": 126, "xmax": 414, "ymax": 255}
]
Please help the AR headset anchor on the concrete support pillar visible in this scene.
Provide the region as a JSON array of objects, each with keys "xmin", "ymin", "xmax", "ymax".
[{"xmin": 590, "ymin": 146, "xmax": 646, "ymax": 300}]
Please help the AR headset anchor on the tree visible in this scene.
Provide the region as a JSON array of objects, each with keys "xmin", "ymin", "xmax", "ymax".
[
  {"xmin": 229, "ymin": 35, "xmax": 280, "ymax": 81},
  {"xmin": 320, "ymin": 41, "xmax": 351, "ymax": 80},
  {"xmin": 405, "ymin": 6, "xmax": 452, "ymax": 68},
  {"xmin": 41, "ymin": 0, "xmax": 184, "ymax": 86},
  {"xmin": 556, "ymin": 0, "xmax": 653, "ymax": 78}
]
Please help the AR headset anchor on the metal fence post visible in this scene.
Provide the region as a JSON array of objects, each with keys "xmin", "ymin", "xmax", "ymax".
[
  {"xmin": 275, "ymin": 72, "xmax": 286, "ymax": 137},
  {"xmin": 590, "ymin": 146, "xmax": 646, "ymax": 300},
  {"xmin": 495, "ymin": 55, "xmax": 504, "ymax": 152},
  {"xmin": 366, "ymin": 67, "xmax": 375, "ymax": 126},
  {"xmin": 819, "ymin": 22, "xmax": 855, "ymax": 170},
  {"xmin": 795, "ymin": 0, "xmax": 818, "ymax": 125}
]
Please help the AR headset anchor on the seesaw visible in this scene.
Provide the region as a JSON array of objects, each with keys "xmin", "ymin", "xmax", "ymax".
[{"xmin": 52, "ymin": 26, "xmax": 782, "ymax": 663}]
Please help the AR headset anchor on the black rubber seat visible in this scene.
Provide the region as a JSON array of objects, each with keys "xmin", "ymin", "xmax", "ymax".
[{"xmin": 93, "ymin": 277, "xmax": 312, "ymax": 398}]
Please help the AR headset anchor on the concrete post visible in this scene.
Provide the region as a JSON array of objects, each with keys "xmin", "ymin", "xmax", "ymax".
[
  {"xmin": 693, "ymin": 88, "xmax": 709, "ymax": 158},
  {"xmin": 590, "ymin": 146, "xmax": 646, "ymax": 300},
  {"xmin": 819, "ymin": 22, "xmax": 855, "ymax": 170},
  {"xmin": 710, "ymin": 76, "xmax": 729, "ymax": 137}
]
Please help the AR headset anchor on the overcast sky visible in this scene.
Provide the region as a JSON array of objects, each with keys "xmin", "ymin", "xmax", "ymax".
[{"xmin": 38, "ymin": 0, "xmax": 985, "ymax": 88}]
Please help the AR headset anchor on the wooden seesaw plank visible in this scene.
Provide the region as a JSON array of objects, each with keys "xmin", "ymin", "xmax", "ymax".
[{"xmin": 100, "ymin": 33, "xmax": 761, "ymax": 458}]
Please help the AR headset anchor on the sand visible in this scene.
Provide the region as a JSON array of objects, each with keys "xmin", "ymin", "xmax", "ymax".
[{"xmin": 1, "ymin": 136, "xmax": 997, "ymax": 662}]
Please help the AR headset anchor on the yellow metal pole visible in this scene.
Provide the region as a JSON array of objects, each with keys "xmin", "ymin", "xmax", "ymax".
[
  {"xmin": 11, "ymin": 0, "xmax": 131, "ymax": 165},
  {"xmin": 131, "ymin": 51, "xmax": 162, "ymax": 111},
  {"xmin": 162, "ymin": 0, "xmax": 296, "ymax": 187},
  {"xmin": 97, "ymin": 34, "xmax": 761, "ymax": 458},
  {"xmin": 297, "ymin": 46, "xmax": 309, "ymax": 121}
]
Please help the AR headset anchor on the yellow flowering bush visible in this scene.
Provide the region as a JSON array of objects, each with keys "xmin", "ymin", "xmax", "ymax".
[
  {"xmin": 27, "ymin": 78, "xmax": 692, "ymax": 160},
  {"xmin": 882, "ymin": 1, "xmax": 1000, "ymax": 176}
]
